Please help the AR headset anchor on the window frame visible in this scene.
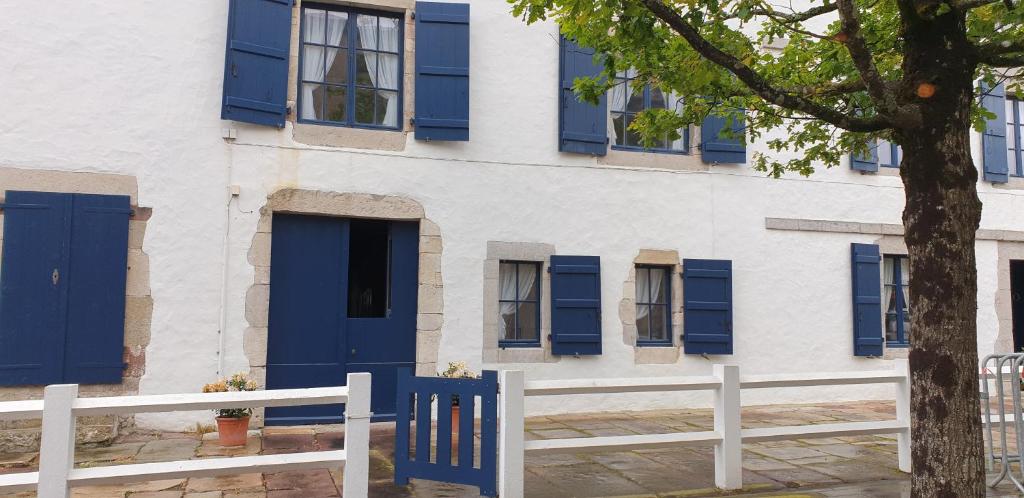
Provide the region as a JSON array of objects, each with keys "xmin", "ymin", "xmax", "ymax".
[
  {"xmin": 297, "ymin": 2, "xmax": 404, "ymax": 131},
  {"xmin": 1009, "ymin": 96, "xmax": 1023, "ymax": 177},
  {"xmin": 497, "ymin": 260, "xmax": 542, "ymax": 348},
  {"xmin": 610, "ymin": 74, "xmax": 690, "ymax": 155},
  {"xmin": 879, "ymin": 140, "xmax": 901, "ymax": 168},
  {"xmin": 883, "ymin": 255, "xmax": 910, "ymax": 347},
  {"xmin": 635, "ymin": 264, "xmax": 673, "ymax": 346}
]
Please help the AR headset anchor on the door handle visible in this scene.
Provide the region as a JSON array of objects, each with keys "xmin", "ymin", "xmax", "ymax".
[{"xmin": 51, "ymin": 268, "xmax": 59, "ymax": 286}]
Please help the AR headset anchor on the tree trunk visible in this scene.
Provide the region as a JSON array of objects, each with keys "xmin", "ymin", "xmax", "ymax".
[{"xmin": 899, "ymin": 8, "xmax": 985, "ymax": 496}]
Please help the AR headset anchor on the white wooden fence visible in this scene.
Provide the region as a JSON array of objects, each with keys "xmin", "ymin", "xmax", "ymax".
[
  {"xmin": 498, "ymin": 360, "xmax": 911, "ymax": 497},
  {"xmin": 0, "ymin": 373, "xmax": 372, "ymax": 498}
]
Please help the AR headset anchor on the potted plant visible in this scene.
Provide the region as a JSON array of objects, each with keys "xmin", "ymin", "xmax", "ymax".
[
  {"xmin": 438, "ymin": 361, "xmax": 477, "ymax": 441},
  {"xmin": 202, "ymin": 372, "xmax": 259, "ymax": 447}
]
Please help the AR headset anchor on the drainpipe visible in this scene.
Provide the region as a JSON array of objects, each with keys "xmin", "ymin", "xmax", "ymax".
[{"xmin": 217, "ymin": 187, "xmax": 234, "ymax": 378}]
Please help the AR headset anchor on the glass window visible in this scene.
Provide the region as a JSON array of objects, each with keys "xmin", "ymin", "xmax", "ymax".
[
  {"xmin": 300, "ymin": 5, "xmax": 402, "ymax": 129},
  {"xmin": 636, "ymin": 266, "xmax": 671, "ymax": 345},
  {"xmin": 1008, "ymin": 97, "xmax": 1023, "ymax": 177},
  {"xmin": 883, "ymin": 255, "xmax": 910, "ymax": 346},
  {"xmin": 498, "ymin": 262, "xmax": 541, "ymax": 346},
  {"xmin": 609, "ymin": 70, "xmax": 688, "ymax": 154},
  {"xmin": 879, "ymin": 140, "xmax": 901, "ymax": 168}
]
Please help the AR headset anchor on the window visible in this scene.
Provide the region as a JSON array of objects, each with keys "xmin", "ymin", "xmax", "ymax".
[
  {"xmin": 878, "ymin": 140, "xmax": 901, "ymax": 168},
  {"xmin": 883, "ymin": 255, "xmax": 910, "ymax": 346},
  {"xmin": 498, "ymin": 262, "xmax": 540, "ymax": 346},
  {"xmin": 1008, "ymin": 97, "xmax": 1024, "ymax": 177},
  {"xmin": 610, "ymin": 70, "xmax": 688, "ymax": 154},
  {"xmin": 636, "ymin": 265, "xmax": 671, "ymax": 345},
  {"xmin": 299, "ymin": 4, "xmax": 402, "ymax": 129}
]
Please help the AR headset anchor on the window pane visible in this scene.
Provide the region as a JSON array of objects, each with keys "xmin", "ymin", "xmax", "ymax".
[
  {"xmin": 499, "ymin": 308, "xmax": 515, "ymax": 341},
  {"xmin": 885, "ymin": 314, "xmax": 899, "ymax": 343},
  {"xmin": 326, "ymin": 11, "xmax": 348, "ymax": 46},
  {"xmin": 612, "ymin": 113, "xmax": 626, "ymax": 146},
  {"xmin": 304, "ymin": 9, "xmax": 326, "ymax": 44},
  {"xmin": 356, "ymin": 15, "xmax": 379, "ymax": 50},
  {"xmin": 377, "ymin": 90, "xmax": 399, "ymax": 127},
  {"xmin": 499, "ymin": 263, "xmax": 517, "ymax": 300},
  {"xmin": 610, "ymin": 80, "xmax": 628, "ymax": 112},
  {"xmin": 325, "ymin": 48, "xmax": 348, "ymax": 84},
  {"xmin": 649, "ymin": 305, "xmax": 668, "ymax": 341},
  {"xmin": 356, "ymin": 52, "xmax": 377, "ymax": 86},
  {"xmin": 636, "ymin": 267, "xmax": 650, "ymax": 303},
  {"xmin": 377, "ymin": 54, "xmax": 400, "ymax": 90},
  {"xmin": 626, "ymin": 88, "xmax": 644, "ymax": 113},
  {"xmin": 624, "ymin": 114, "xmax": 641, "ymax": 146},
  {"xmin": 1007, "ymin": 100, "xmax": 1016, "ymax": 123},
  {"xmin": 878, "ymin": 140, "xmax": 893, "ymax": 166},
  {"xmin": 325, "ymin": 86, "xmax": 347, "ymax": 122},
  {"xmin": 354, "ymin": 88, "xmax": 376, "ymax": 124},
  {"xmin": 649, "ymin": 268, "xmax": 667, "ymax": 304},
  {"xmin": 519, "ymin": 264, "xmax": 539, "ymax": 301},
  {"xmin": 301, "ymin": 84, "xmax": 323, "ymax": 120},
  {"xmin": 517, "ymin": 302, "xmax": 539, "ymax": 341},
  {"xmin": 303, "ymin": 46, "xmax": 325, "ymax": 82},
  {"xmin": 649, "ymin": 87, "xmax": 666, "ymax": 109},
  {"xmin": 636, "ymin": 305, "xmax": 650, "ymax": 341},
  {"xmin": 379, "ymin": 17, "xmax": 401, "ymax": 52}
]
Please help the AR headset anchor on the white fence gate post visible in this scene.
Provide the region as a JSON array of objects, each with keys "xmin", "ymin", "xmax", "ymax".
[
  {"xmin": 894, "ymin": 358, "xmax": 911, "ymax": 473},
  {"xmin": 343, "ymin": 373, "xmax": 371, "ymax": 498},
  {"xmin": 499, "ymin": 370, "xmax": 525, "ymax": 498},
  {"xmin": 38, "ymin": 384, "xmax": 78, "ymax": 498},
  {"xmin": 713, "ymin": 364, "xmax": 742, "ymax": 490}
]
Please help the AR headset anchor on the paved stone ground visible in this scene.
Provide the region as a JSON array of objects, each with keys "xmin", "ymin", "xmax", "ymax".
[{"xmin": 0, "ymin": 401, "xmax": 1020, "ymax": 497}]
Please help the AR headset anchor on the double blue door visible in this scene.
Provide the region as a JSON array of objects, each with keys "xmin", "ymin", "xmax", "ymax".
[{"xmin": 265, "ymin": 214, "xmax": 418, "ymax": 424}]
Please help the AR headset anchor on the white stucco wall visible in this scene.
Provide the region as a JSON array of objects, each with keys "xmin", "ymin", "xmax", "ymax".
[{"xmin": 1, "ymin": 0, "xmax": 1020, "ymax": 430}]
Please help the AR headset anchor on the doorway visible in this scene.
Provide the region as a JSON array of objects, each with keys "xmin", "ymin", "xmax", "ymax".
[{"xmin": 264, "ymin": 214, "xmax": 419, "ymax": 424}]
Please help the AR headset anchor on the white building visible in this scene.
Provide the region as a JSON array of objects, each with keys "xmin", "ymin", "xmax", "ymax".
[{"xmin": 0, "ymin": 0, "xmax": 1022, "ymax": 441}]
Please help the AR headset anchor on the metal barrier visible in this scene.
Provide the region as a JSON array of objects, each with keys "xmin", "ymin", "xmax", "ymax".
[
  {"xmin": 982, "ymin": 353, "xmax": 1024, "ymax": 492},
  {"xmin": 0, "ymin": 373, "xmax": 372, "ymax": 498},
  {"xmin": 498, "ymin": 361, "xmax": 910, "ymax": 498}
]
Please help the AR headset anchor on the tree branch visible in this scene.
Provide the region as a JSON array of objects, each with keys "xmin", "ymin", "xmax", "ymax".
[
  {"xmin": 974, "ymin": 39, "xmax": 1024, "ymax": 59},
  {"xmin": 637, "ymin": 0, "xmax": 892, "ymax": 132},
  {"xmin": 952, "ymin": 0, "xmax": 1001, "ymax": 9},
  {"xmin": 979, "ymin": 53, "xmax": 1024, "ymax": 67},
  {"xmin": 740, "ymin": 2, "xmax": 838, "ymax": 22},
  {"xmin": 835, "ymin": 0, "xmax": 898, "ymax": 115}
]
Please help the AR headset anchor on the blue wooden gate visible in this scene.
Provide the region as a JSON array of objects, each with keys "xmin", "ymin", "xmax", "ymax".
[{"xmin": 394, "ymin": 368, "xmax": 498, "ymax": 497}]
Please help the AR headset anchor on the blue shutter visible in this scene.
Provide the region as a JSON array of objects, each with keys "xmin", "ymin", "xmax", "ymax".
[
  {"xmin": 64, "ymin": 194, "xmax": 131, "ymax": 384},
  {"xmin": 982, "ymin": 82, "xmax": 1009, "ymax": 183},
  {"xmin": 221, "ymin": 0, "xmax": 294, "ymax": 128},
  {"xmin": 549, "ymin": 255, "xmax": 602, "ymax": 355},
  {"xmin": 415, "ymin": 2, "xmax": 470, "ymax": 141},
  {"xmin": 558, "ymin": 37, "xmax": 607, "ymax": 155},
  {"xmin": 682, "ymin": 259, "xmax": 733, "ymax": 355},
  {"xmin": 850, "ymin": 140, "xmax": 880, "ymax": 172},
  {"xmin": 851, "ymin": 243, "xmax": 883, "ymax": 357},
  {"xmin": 0, "ymin": 191, "xmax": 70, "ymax": 385},
  {"xmin": 701, "ymin": 111, "xmax": 746, "ymax": 163}
]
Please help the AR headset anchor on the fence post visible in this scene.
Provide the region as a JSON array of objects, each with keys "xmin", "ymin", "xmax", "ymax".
[
  {"xmin": 499, "ymin": 370, "xmax": 525, "ymax": 498},
  {"xmin": 38, "ymin": 384, "xmax": 78, "ymax": 498},
  {"xmin": 343, "ymin": 373, "xmax": 372, "ymax": 498},
  {"xmin": 713, "ymin": 364, "xmax": 742, "ymax": 490},
  {"xmin": 895, "ymin": 358, "xmax": 911, "ymax": 473}
]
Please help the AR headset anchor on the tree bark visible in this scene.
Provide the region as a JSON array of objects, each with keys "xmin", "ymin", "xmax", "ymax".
[{"xmin": 898, "ymin": 7, "xmax": 985, "ymax": 497}]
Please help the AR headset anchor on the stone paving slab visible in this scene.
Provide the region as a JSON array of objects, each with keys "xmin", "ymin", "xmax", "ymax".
[{"xmin": 0, "ymin": 401, "xmax": 1022, "ymax": 497}]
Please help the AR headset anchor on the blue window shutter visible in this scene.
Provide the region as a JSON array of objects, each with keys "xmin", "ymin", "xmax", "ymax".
[
  {"xmin": 982, "ymin": 82, "xmax": 1009, "ymax": 183},
  {"xmin": 63, "ymin": 194, "xmax": 131, "ymax": 384},
  {"xmin": 682, "ymin": 259, "xmax": 733, "ymax": 355},
  {"xmin": 221, "ymin": 0, "xmax": 294, "ymax": 128},
  {"xmin": 0, "ymin": 191, "xmax": 71, "ymax": 385},
  {"xmin": 851, "ymin": 243, "xmax": 884, "ymax": 357},
  {"xmin": 701, "ymin": 110, "xmax": 746, "ymax": 164},
  {"xmin": 851, "ymin": 140, "xmax": 880, "ymax": 172},
  {"xmin": 549, "ymin": 255, "xmax": 602, "ymax": 355},
  {"xmin": 414, "ymin": 2, "xmax": 470, "ymax": 141},
  {"xmin": 559, "ymin": 37, "xmax": 607, "ymax": 156}
]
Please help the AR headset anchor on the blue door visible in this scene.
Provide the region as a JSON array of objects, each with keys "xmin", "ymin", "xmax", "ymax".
[{"xmin": 265, "ymin": 215, "xmax": 418, "ymax": 425}]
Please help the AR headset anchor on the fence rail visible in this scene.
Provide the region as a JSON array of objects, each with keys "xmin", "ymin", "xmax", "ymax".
[
  {"xmin": 0, "ymin": 374, "xmax": 372, "ymax": 498},
  {"xmin": 499, "ymin": 360, "xmax": 911, "ymax": 498}
]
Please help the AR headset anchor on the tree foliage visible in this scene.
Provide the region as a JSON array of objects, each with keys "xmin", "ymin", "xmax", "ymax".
[{"xmin": 509, "ymin": 0, "xmax": 1023, "ymax": 176}]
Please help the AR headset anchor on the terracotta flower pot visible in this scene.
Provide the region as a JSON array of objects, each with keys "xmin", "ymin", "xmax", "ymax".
[
  {"xmin": 216, "ymin": 416, "xmax": 250, "ymax": 447},
  {"xmin": 451, "ymin": 404, "xmax": 460, "ymax": 443}
]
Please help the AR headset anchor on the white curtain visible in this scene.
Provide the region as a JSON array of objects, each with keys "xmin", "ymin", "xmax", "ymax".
[
  {"xmin": 883, "ymin": 256, "xmax": 895, "ymax": 315},
  {"xmin": 635, "ymin": 268, "xmax": 664, "ymax": 320},
  {"xmin": 498, "ymin": 264, "xmax": 537, "ymax": 339},
  {"xmin": 609, "ymin": 77, "xmax": 628, "ymax": 144},
  {"xmin": 900, "ymin": 258, "xmax": 911, "ymax": 321},
  {"xmin": 358, "ymin": 16, "xmax": 400, "ymax": 127},
  {"xmin": 301, "ymin": 11, "xmax": 346, "ymax": 120}
]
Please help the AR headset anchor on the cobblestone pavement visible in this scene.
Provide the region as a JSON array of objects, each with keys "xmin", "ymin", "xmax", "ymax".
[{"xmin": 0, "ymin": 401, "xmax": 1020, "ymax": 497}]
